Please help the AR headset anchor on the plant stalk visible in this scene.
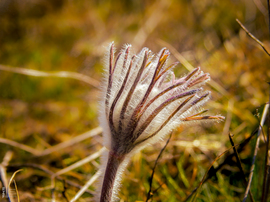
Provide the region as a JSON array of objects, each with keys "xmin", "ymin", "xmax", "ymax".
[{"xmin": 100, "ymin": 151, "xmax": 124, "ymax": 202}]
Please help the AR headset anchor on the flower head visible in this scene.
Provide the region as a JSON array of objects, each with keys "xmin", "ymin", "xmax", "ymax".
[
  {"xmin": 99, "ymin": 42, "xmax": 223, "ymax": 156},
  {"xmin": 97, "ymin": 42, "xmax": 224, "ymax": 201}
]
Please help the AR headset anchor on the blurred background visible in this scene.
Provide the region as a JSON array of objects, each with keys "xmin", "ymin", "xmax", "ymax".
[{"xmin": 0, "ymin": 0, "xmax": 269, "ymax": 201}]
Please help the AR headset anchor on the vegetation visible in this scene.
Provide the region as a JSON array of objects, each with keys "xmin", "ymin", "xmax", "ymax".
[{"xmin": 0, "ymin": 0, "xmax": 269, "ymax": 201}]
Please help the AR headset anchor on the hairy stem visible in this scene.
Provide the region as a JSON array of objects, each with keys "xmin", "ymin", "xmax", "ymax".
[{"xmin": 100, "ymin": 151, "xmax": 124, "ymax": 202}]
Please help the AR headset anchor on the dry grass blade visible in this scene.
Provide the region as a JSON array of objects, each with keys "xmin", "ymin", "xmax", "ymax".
[
  {"xmin": 0, "ymin": 138, "xmax": 41, "ymax": 155},
  {"xmin": 146, "ymin": 132, "xmax": 172, "ymax": 202},
  {"xmin": 0, "ymin": 127, "xmax": 102, "ymax": 156},
  {"xmin": 40, "ymin": 127, "xmax": 102, "ymax": 156},
  {"xmin": 132, "ymin": 0, "xmax": 171, "ymax": 50},
  {"xmin": 12, "ymin": 180, "xmax": 19, "ymax": 202},
  {"xmin": 54, "ymin": 147, "xmax": 106, "ymax": 176},
  {"xmin": 8, "ymin": 169, "xmax": 22, "ymax": 202},
  {"xmin": 0, "ymin": 151, "xmax": 13, "ymax": 189},
  {"xmin": 253, "ymin": 0, "xmax": 268, "ymax": 15},
  {"xmin": 0, "ymin": 152, "xmax": 14, "ymax": 201},
  {"xmin": 236, "ymin": 19, "xmax": 270, "ymax": 56},
  {"xmin": 243, "ymin": 103, "xmax": 269, "ymax": 202},
  {"xmin": 7, "ymin": 163, "xmax": 94, "ymax": 195},
  {"xmin": 0, "ymin": 64, "xmax": 100, "ymax": 87},
  {"xmin": 70, "ymin": 169, "xmax": 102, "ymax": 202}
]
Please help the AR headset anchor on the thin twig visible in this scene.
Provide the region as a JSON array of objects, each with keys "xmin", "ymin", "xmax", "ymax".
[
  {"xmin": 184, "ymin": 128, "xmax": 258, "ymax": 202},
  {"xmin": 0, "ymin": 64, "xmax": 100, "ymax": 87},
  {"xmin": 146, "ymin": 132, "xmax": 172, "ymax": 202},
  {"xmin": 229, "ymin": 133, "xmax": 255, "ymax": 202},
  {"xmin": 236, "ymin": 19, "xmax": 270, "ymax": 56},
  {"xmin": 190, "ymin": 145, "xmax": 240, "ymax": 202},
  {"xmin": 243, "ymin": 103, "xmax": 269, "ymax": 202},
  {"xmin": 151, "ymin": 182, "xmax": 165, "ymax": 196}
]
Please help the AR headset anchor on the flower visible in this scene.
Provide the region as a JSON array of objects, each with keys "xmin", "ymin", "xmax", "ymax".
[{"xmin": 97, "ymin": 42, "xmax": 224, "ymax": 202}]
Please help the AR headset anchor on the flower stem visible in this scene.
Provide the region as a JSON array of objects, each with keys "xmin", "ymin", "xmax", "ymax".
[{"xmin": 100, "ymin": 151, "xmax": 124, "ymax": 202}]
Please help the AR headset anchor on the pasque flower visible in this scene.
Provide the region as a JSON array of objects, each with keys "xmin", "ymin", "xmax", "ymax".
[{"xmin": 97, "ymin": 42, "xmax": 224, "ymax": 201}]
